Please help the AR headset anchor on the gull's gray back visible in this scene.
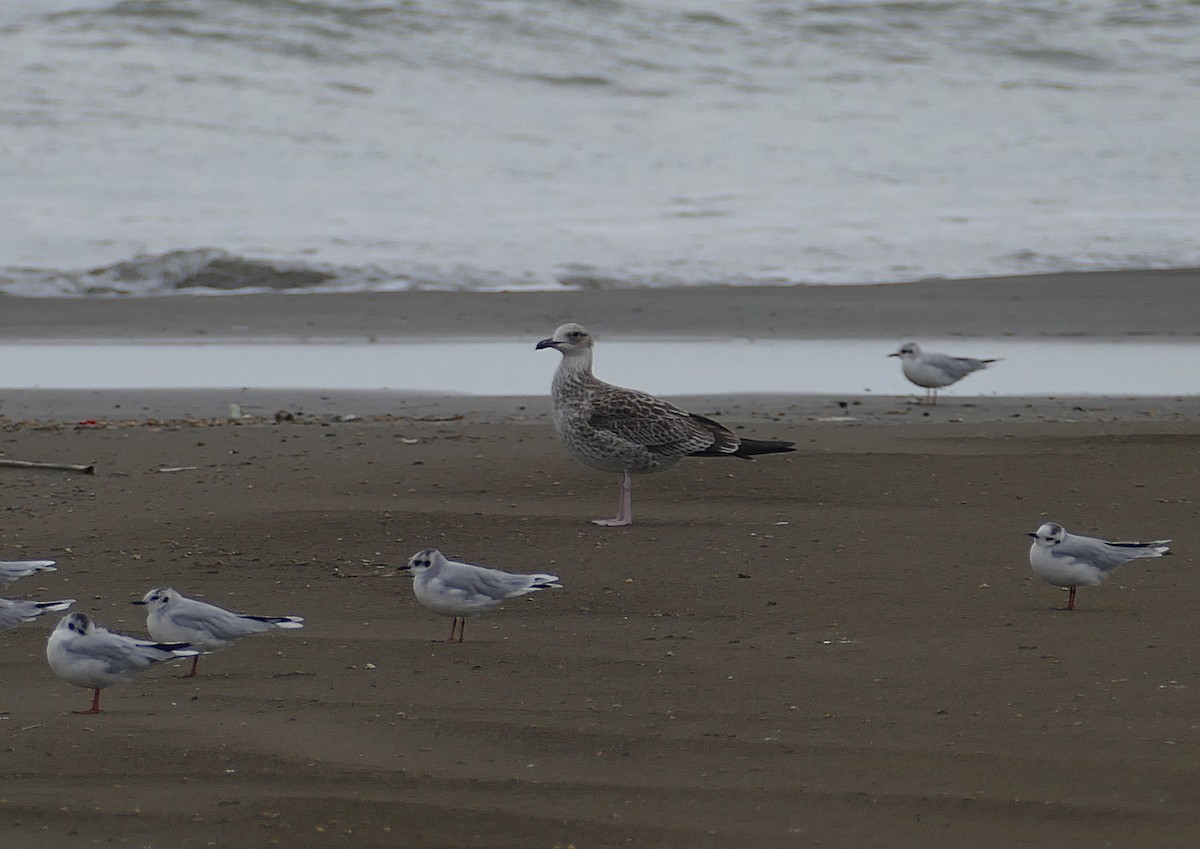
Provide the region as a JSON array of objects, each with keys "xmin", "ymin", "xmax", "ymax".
[
  {"xmin": 924, "ymin": 352, "xmax": 990, "ymax": 380},
  {"xmin": 1057, "ymin": 532, "xmax": 1169, "ymax": 571}
]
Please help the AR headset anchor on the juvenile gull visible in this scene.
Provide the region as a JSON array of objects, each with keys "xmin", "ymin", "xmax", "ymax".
[
  {"xmin": 398, "ymin": 548, "xmax": 561, "ymax": 642},
  {"xmin": 45, "ymin": 612, "xmax": 198, "ymax": 714},
  {"xmin": 888, "ymin": 342, "xmax": 998, "ymax": 405},
  {"xmin": 1027, "ymin": 521, "xmax": 1172, "ymax": 610},
  {"xmin": 0, "ymin": 560, "xmax": 57, "ymax": 585},
  {"xmin": 132, "ymin": 587, "xmax": 304, "ymax": 677},
  {"xmin": 536, "ymin": 322, "xmax": 795, "ymax": 525},
  {"xmin": 0, "ymin": 597, "xmax": 74, "ymax": 633}
]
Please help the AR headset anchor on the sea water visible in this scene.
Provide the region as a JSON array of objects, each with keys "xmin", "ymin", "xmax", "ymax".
[
  {"xmin": 2, "ymin": 0, "xmax": 1199, "ymax": 296},
  {"xmin": 1, "ymin": 338, "xmax": 1196, "ymax": 396}
]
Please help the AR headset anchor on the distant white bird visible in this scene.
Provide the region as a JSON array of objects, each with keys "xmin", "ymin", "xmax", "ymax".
[
  {"xmin": 45, "ymin": 612, "xmax": 198, "ymax": 714},
  {"xmin": 1028, "ymin": 521, "xmax": 1172, "ymax": 610},
  {"xmin": 132, "ymin": 587, "xmax": 304, "ymax": 677},
  {"xmin": 888, "ymin": 342, "xmax": 998, "ymax": 405},
  {"xmin": 537, "ymin": 322, "xmax": 794, "ymax": 525},
  {"xmin": 0, "ymin": 597, "xmax": 74, "ymax": 633},
  {"xmin": 0, "ymin": 560, "xmax": 57, "ymax": 585},
  {"xmin": 399, "ymin": 548, "xmax": 562, "ymax": 642}
]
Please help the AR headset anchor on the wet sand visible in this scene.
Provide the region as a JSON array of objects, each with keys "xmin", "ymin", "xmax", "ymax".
[{"xmin": 1, "ymin": 275, "xmax": 1199, "ymax": 848}]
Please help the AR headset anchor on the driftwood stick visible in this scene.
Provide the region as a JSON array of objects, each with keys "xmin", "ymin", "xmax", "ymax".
[{"xmin": 0, "ymin": 458, "xmax": 96, "ymax": 475}]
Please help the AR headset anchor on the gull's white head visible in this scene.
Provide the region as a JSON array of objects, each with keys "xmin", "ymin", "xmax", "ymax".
[
  {"xmin": 131, "ymin": 587, "xmax": 178, "ymax": 611},
  {"xmin": 536, "ymin": 323, "xmax": 594, "ymax": 357},
  {"xmin": 402, "ymin": 548, "xmax": 446, "ymax": 576},
  {"xmin": 1028, "ymin": 522, "xmax": 1066, "ymax": 548},
  {"xmin": 889, "ymin": 342, "xmax": 922, "ymax": 360},
  {"xmin": 56, "ymin": 611, "xmax": 96, "ymax": 637}
]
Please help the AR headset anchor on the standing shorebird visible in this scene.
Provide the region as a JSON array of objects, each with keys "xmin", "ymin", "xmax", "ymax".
[
  {"xmin": 536, "ymin": 322, "xmax": 795, "ymax": 526},
  {"xmin": 45, "ymin": 612, "xmax": 198, "ymax": 714},
  {"xmin": 888, "ymin": 342, "xmax": 997, "ymax": 405},
  {"xmin": 1027, "ymin": 521, "xmax": 1172, "ymax": 610},
  {"xmin": 399, "ymin": 548, "xmax": 561, "ymax": 643},
  {"xmin": 133, "ymin": 587, "xmax": 304, "ymax": 677}
]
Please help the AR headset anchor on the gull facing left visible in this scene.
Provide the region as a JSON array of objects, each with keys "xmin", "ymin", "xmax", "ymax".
[
  {"xmin": 399, "ymin": 548, "xmax": 562, "ymax": 642},
  {"xmin": 888, "ymin": 342, "xmax": 998, "ymax": 405},
  {"xmin": 133, "ymin": 587, "xmax": 305, "ymax": 677},
  {"xmin": 1028, "ymin": 521, "xmax": 1172, "ymax": 610},
  {"xmin": 537, "ymin": 322, "xmax": 795, "ymax": 525},
  {"xmin": 45, "ymin": 612, "xmax": 198, "ymax": 714}
]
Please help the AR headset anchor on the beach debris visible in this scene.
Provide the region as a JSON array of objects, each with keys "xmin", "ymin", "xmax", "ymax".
[
  {"xmin": 0, "ymin": 458, "xmax": 95, "ymax": 474},
  {"xmin": 157, "ymin": 466, "xmax": 199, "ymax": 473}
]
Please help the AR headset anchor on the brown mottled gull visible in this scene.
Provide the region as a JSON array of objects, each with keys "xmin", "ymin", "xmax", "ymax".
[{"xmin": 536, "ymin": 322, "xmax": 795, "ymax": 526}]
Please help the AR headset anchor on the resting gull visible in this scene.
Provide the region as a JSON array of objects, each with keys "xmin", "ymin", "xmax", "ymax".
[
  {"xmin": 888, "ymin": 342, "xmax": 998, "ymax": 405},
  {"xmin": 398, "ymin": 548, "xmax": 561, "ymax": 642},
  {"xmin": 132, "ymin": 587, "xmax": 304, "ymax": 677},
  {"xmin": 45, "ymin": 612, "xmax": 198, "ymax": 714},
  {"xmin": 537, "ymin": 322, "xmax": 795, "ymax": 525},
  {"xmin": 1028, "ymin": 521, "xmax": 1171, "ymax": 610}
]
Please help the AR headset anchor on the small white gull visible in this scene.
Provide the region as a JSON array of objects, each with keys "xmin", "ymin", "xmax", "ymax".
[
  {"xmin": 888, "ymin": 342, "xmax": 998, "ymax": 405},
  {"xmin": 0, "ymin": 597, "xmax": 74, "ymax": 633},
  {"xmin": 1028, "ymin": 521, "xmax": 1171, "ymax": 610},
  {"xmin": 536, "ymin": 322, "xmax": 795, "ymax": 525},
  {"xmin": 398, "ymin": 548, "xmax": 561, "ymax": 642},
  {"xmin": 45, "ymin": 612, "xmax": 198, "ymax": 714},
  {"xmin": 132, "ymin": 587, "xmax": 304, "ymax": 677}
]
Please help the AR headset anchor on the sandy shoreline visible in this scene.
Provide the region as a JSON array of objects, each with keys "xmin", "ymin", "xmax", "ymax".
[
  {"xmin": 1, "ymin": 399, "xmax": 1198, "ymax": 848},
  {"xmin": 1, "ymin": 275, "xmax": 1199, "ymax": 848},
  {"xmin": 2, "ymin": 267, "xmax": 1198, "ymax": 341}
]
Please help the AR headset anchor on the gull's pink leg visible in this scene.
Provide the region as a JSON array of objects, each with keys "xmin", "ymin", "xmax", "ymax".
[
  {"xmin": 592, "ymin": 470, "xmax": 633, "ymax": 527},
  {"xmin": 454, "ymin": 617, "xmax": 465, "ymax": 643},
  {"xmin": 1067, "ymin": 585, "xmax": 1076, "ymax": 610},
  {"xmin": 74, "ymin": 688, "xmax": 102, "ymax": 715},
  {"xmin": 180, "ymin": 655, "xmax": 200, "ymax": 678}
]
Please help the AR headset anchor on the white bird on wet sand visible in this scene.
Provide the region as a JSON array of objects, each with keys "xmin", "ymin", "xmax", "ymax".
[
  {"xmin": 0, "ymin": 560, "xmax": 57, "ymax": 585},
  {"xmin": 45, "ymin": 612, "xmax": 199, "ymax": 714},
  {"xmin": 398, "ymin": 548, "xmax": 562, "ymax": 643},
  {"xmin": 132, "ymin": 587, "xmax": 304, "ymax": 677},
  {"xmin": 0, "ymin": 597, "xmax": 74, "ymax": 633},
  {"xmin": 888, "ymin": 342, "xmax": 998, "ymax": 405},
  {"xmin": 536, "ymin": 323, "xmax": 795, "ymax": 526},
  {"xmin": 1028, "ymin": 521, "xmax": 1172, "ymax": 610}
]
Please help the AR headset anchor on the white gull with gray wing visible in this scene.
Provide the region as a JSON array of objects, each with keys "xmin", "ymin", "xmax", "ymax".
[{"xmin": 399, "ymin": 548, "xmax": 561, "ymax": 642}]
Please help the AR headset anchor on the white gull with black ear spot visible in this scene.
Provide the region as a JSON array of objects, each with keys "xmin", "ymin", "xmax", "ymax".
[
  {"xmin": 1027, "ymin": 521, "xmax": 1172, "ymax": 611},
  {"xmin": 888, "ymin": 342, "xmax": 998, "ymax": 405},
  {"xmin": 398, "ymin": 548, "xmax": 561, "ymax": 643},
  {"xmin": 133, "ymin": 587, "xmax": 304, "ymax": 678},
  {"xmin": 45, "ymin": 612, "xmax": 198, "ymax": 714}
]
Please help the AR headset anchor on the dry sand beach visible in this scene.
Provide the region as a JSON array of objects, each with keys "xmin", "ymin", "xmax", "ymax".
[{"xmin": 1, "ymin": 274, "xmax": 1199, "ymax": 848}]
